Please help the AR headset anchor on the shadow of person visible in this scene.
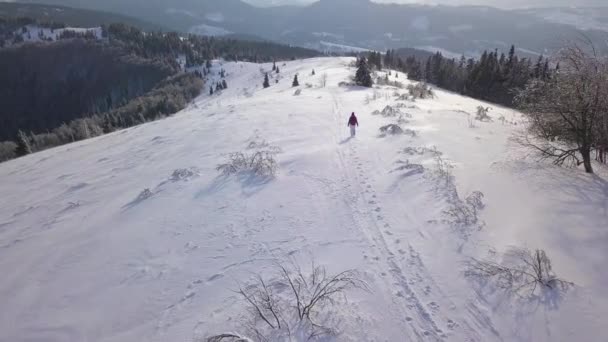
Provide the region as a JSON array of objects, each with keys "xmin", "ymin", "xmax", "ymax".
[{"xmin": 339, "ymin": 136, "xmax": 354, "ymax": 145}]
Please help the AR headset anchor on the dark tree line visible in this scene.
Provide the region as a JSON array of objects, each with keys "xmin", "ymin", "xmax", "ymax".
[
  {"xmin": 2, "ymin": 73, "xmax": 203, "ymax": 161},
  {"xmin": 0, "ymin": 39, "xmax": 175, "ymax": 142},
  {"xmin": 369, "ymin": 46, "xmax": 554, "ymax": 107},
  {"xmin": 0, "ymin": 19, "xmax": 321, "ymax": 162}
]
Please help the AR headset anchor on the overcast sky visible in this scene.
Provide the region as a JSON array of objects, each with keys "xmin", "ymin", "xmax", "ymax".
[{"xmin": 244, "ymin": 0, "xmax": 608, "ymax": 9}]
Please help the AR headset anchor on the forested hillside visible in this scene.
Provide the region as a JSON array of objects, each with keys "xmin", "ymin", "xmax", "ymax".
[
  {"xmin": 0, "ymin": 17, "xmax": 321, "ymax": 162},
  {"xmin": 0, "ymin": 39, "xmax": 175, "ymax": 141}
]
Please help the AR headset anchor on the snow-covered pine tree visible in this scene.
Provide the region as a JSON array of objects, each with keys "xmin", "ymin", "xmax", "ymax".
[
  {"xmin": 222, "ymin": 79, "xmax": 227, "ymax": 89},
  {"xmin": 263, "ymin": 73, "xmax": 270, "ymax": 88},
  {"xmin": 276, "ymin": 66, "xmax": 280, "ymax": 74},
  {"xmin": 292, "ymin": 74, "xmax": 299, "ymax": 87},
  {"xmin": 312, "ymin": 69, "xmax": 316, "ymax": 75},
  {"xmin": 355, "ymin": 57, "xmax": 373, "ymax": 87},
  {"xmin": 209, "ymin": 86, "xmax": 214, "ymax": 95},
  {"xmin": 16, "ymin": 130, "xmax": 31, "ymax": 156}
]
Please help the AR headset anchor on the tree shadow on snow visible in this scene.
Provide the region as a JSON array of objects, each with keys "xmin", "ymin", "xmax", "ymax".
[
  {"xmin": 506, "ymin": 160, "xmax": 608, "ymax": 286},
  {"xmin": 195, "ymin": 172, "xmax": 273, "ymax": 199}
]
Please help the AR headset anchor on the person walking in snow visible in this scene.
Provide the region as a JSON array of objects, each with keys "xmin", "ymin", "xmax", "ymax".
[{"xmin": 348, "ymin": 112, "xmax": 359, "ymax": 137}]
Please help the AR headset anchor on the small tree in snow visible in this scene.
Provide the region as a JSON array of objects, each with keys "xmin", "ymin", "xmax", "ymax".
[
  {"xmin": 209, "ymin": 86, "xmax": 214, "ymax": 95},
  {"xmin": 312, "ymin": 69, "xmax": 316, "ymax": 76},
  {"xmin": 276, "ymin": 66, "xmax": 280, "ymax": 74},
  {"xmin": 355, "ymin": 57, "xmax": 373, "ymax": 87},
  {"xmin": 263, "ymin": 73, "xmax": 270, "ymax": 88},
  {"xmin": 292, "ymin": 74, "xmax": 299, "ymax": 87},
  {"xmin": 16, "ymin": 130, "xmax": 32, "ymax": 156}
]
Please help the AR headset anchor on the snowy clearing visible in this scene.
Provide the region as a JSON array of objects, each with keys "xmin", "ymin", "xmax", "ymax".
[{"xmin": 0, "ymin": 57, "xmax": 607, "ymax": 342}]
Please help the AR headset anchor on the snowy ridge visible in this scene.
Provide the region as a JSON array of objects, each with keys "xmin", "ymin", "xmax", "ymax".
[{"xmin": 0, "ymin": 58, "xmax": 606, "ymax": 341}]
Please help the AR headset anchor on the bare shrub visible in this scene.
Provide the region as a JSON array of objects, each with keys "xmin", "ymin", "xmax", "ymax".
[
  {"xmin": 475, "ymin": 106, "xmax": 492, "ymax": 122},
  {"xmin": 407, "ymin": 83, "xmax": 434, "ymax": 99},
  {"xmin": 207, "ymin": 262, "xmax": 368, "ymax": 341},
  {"xmin": 443, "ymin": 191, "xmax": 485, "ymax": 227},
  {"xmin": 465, "ymin": 248, "xmax": 573, "ymax": 296},
  {"xmin": 294, "ymin": 89, "xmax": 302, "ymax": 96},
  {"xmin": 393, "ymin": 160, "xmax": 425, "ymax": 176},
  {"xmin": 376, "ymin": 76, "xmax": 404, "ymax": 88},
  {"xmin": 217, "ymin": 150, "xmax": 278, "ymax": 177},
  {"xmin": 400, "ymin": 146, "xmax": 430, "ymax": 156},
  {"xmin": 432, "ymin": 148, "xmax": 453, "ymax": 185},
  {"xmin": 206, "ymin": 333, "xmax": 252, "ymax": 342}
]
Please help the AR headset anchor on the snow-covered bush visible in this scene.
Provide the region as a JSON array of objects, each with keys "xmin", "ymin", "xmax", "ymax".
[
  {"xmin": 379, "ymin": 124, "xmax": 404, "ymax": 136},
  {"xmin": 378, "ymin": 124, "xmax": 417, "ymax": 138},
  {"xmin": 207, "ymin": 262, "xmax": 368, "ymax": 341},
  {"xmin": 372, "ymin": 105, "xmax": 400, "ymax": 117},
  {"xmin": 407, "ymin": 83, "xmax": 434, "ymax": 99},
  {"xmin": 465, "ymin": 248, "xmax": 573, "ymax": 296},
  {"xmin": 294, "ymin": 89, "xmax": 302, "ymax": 96},
  {"xmin": 170, "ymin": 167, "xmax": 200, "ymax": 182}
]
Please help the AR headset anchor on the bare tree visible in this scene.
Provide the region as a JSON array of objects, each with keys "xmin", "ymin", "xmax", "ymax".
[
  {"xmin": 465, "ymin": 248, "xmax": 573, "ymax": 296},
  {"xmin": 206, "ymin": 261, "xmax": 368, "ymax": 341},
  {"xmin": 515, "ymin": 41, "xmax": 608, "ymax": 173}
]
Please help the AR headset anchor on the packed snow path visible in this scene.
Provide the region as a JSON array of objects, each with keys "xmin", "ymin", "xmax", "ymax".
[{"xmin": 1, "ymin": 58, "xmax": 607, "ymax": 342}]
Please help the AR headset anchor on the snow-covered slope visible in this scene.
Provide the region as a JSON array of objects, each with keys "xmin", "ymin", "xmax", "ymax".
[{"xmin": 1, "ymin": 58, "xmax": 607, "ymax": 342}]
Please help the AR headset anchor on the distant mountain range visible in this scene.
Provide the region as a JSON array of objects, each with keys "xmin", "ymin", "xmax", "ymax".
[{"xmin": 12, "ymin": 0, "xmax": 608, "ymax": 56}]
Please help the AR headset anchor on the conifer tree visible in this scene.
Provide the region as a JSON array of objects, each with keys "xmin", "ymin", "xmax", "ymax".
[
  {"xmin": 312, "ymin": 69, "xmax": 316, "ymax": 75},
  {"xmin": 276, "ymin": 66, "xmax": 280, "ymax": 74},
  {"xmin": 222, "ymin": 79, "xmax": 227, "ymax": 89},
  {"xmin": 355, "ymin": 57, "xmax": 373, "ymax": 87},
  {"xmin": 263, "ymin": 73, "xmax": 270, "ymax": 88},
  {"xmin": 210, "ymin": 86, "xmax": 214, "ymax": 95},
  {"xmin": 292, "ymin": 74, "xmax": 299, "ymax": 87}
]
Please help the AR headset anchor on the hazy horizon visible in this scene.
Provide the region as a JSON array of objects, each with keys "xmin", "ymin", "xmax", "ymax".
[{"xmin": 243, "ymin": 0, "xmax": 608, "ymax": 9}]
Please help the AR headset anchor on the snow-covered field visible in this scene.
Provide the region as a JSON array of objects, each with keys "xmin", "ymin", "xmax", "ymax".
[{"xmin": 1, "ymin": 57, "xmax": 607, "ymax": 342}]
